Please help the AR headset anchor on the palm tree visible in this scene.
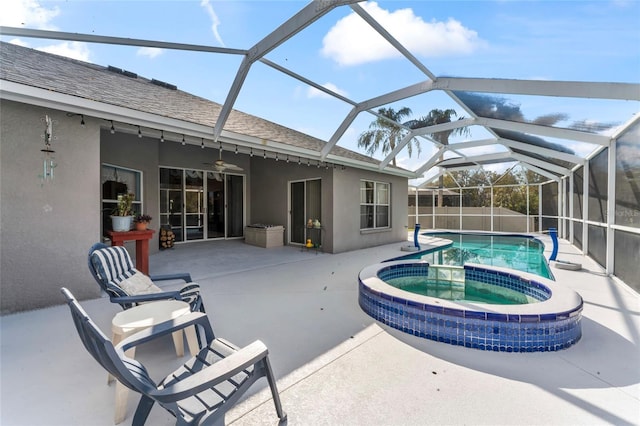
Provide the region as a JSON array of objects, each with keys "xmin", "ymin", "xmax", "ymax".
[
  {"xmin": 357, "ymin": 107, "xmax": 416, "ymax": 167},
  {"xmin": 405, "ymin": 109, "xmax": 471, "ymax": 206}
]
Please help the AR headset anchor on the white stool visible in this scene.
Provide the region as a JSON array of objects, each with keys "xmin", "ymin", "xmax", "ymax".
[{"xmin": 110, "ymin": 300, "xmax": 199, "ymax": 424}]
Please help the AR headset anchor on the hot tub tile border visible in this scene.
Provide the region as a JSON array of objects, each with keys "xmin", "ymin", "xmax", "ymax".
[{"xmin": 358, "ymin": 262, "xmax": 583, "ymax": 352}]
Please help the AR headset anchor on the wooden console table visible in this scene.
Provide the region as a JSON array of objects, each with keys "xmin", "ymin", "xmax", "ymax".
[{"xmin": 107, "ymin": 229, "xmax": 155, "ymax": 275}]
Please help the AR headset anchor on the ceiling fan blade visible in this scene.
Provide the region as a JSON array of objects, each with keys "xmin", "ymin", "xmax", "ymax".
[
  {"xmin": 203, "ymin": 161, "xmax": 243, "ymax": 172},
  {"xmin": 223, "ymin": 163, "xmax": 243, "ymax": 171}
]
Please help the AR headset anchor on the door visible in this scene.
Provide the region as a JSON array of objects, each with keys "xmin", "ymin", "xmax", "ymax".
[
  {"xmin": 289, "ymin": 179, "xmax": 321, "ymax": 245},
  {"xmin": 161, "ymin": 167, "xmax": 244, "ymax": 242},
  {"xmin": 185, "ymin": 170, "xmax": 204, "ymax": 241},
  {"xmin": 207, "ymin": 172, "xmax": 225, "ymax": 238},
  {"xmin": 226, "ymin": 174, "xmax": 244, "ymax": 238}
]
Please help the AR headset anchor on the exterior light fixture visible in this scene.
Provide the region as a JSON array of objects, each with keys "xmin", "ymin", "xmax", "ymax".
[
  {"xmin": 181, "ymin": 135, "xmax": 186, "ymax": 145},
  {"xmin": 235, "ymin": 145, "xmax": 238, "ymax": 154},
  {"xmin": 160, "ymin": 130, "xmax": 164, "ymax": 142},
  {"xmin": 201, "ymin": 138, "xmax": 205, "ymax": 149},
  {"xmin": 110, "ymin": 120, "xmax": 115, "ymax": 134},
  {"xmin": 250, "ymin": 148, "xmax": 254, "ymax": 157},
  {"xmin": 137, "ymin": 126, "xmax": 142, "ymax": 138},
  {"xmin": 80, "ymin": 114, "xmax": 85, "ymax": 127}
]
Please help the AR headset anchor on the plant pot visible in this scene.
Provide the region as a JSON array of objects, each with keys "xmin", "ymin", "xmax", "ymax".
[
  {"xmin": 111, "ymin": 215, "xmax": 133, "ymax": 232},
  {"xmin": 135, "ymin": 222, "xmax": 149, "ymax": 231}
]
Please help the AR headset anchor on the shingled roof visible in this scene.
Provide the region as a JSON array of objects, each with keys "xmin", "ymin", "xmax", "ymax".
[{"xmin": 1, "ymin": 41, "xmax": 406, "ymax": 172}]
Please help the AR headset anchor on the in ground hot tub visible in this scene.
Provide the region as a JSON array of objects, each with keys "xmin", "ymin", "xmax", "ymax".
[{"xmin": 358, "ymin": 261, "xmax": 583, "ymax": 352}]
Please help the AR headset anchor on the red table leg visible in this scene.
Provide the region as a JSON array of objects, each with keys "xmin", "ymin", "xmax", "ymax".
[
  {"xmin": 107, "ymin": 230, "xmax": 154, "ymax": 275},
  {"xmin": 136, "ymin": 238, "xmax": 150, "ymax": 275}
]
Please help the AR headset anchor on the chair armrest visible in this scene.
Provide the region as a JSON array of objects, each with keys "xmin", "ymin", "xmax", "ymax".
[
  {"xmin": 149, "ymin": 273, "xmax": 192, "ymax": 283},
  {"xmin": 116, "ymin": 312, "xmax": 214, "ymax": 353},
  {"xmin": 110, "ymin": 291, "xmax": 182, "ymax": 305},
  {"xmin": 153, "ymin": 340, "xmax": 269, "ymax": 403}
]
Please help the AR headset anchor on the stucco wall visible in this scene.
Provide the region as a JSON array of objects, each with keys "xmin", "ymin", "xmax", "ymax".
[
  {"xmin": 251, "ymin": 158, "xmax": 408, "ymax": 254},
  {"xmin": 101, "ymin": 135, "xmax": 252, "ymax": 253},
  {"xmin": 332, "ymin": 166, "xmax": 408, "ymax": 253},
  {"xmin": 250, "ymin": 157, "xmax": 334, "ymax": 251},
  {"xmin": 1, "ymin": 101, "xmax": 101, "ymax": 314},
  {"xmin": 101, "ymin": 130, "xmax": 161, "ymax": 253}
]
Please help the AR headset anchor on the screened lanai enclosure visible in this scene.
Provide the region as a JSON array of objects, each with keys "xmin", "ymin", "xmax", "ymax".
[
  {"xmin": 2, "ymin": 1, "xmax": 638, "ymax": 293},
  {"xmin": 409, "ymin": 119, "xmax": 640, "ymax": 292}
]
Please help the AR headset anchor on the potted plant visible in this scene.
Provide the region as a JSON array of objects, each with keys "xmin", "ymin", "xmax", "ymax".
[
  {"xmin": 110, "ymin": 193, "xmax": 134, "ymax": 232},
  {"xmin": 134, "ymin": 213, "xmax": 152, "ymax": 231}
]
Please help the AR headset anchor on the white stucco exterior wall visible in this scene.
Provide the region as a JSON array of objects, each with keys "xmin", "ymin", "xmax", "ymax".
[{"xmin": 1, "ymin": 100, "xmax": 101, "ymax": 314}]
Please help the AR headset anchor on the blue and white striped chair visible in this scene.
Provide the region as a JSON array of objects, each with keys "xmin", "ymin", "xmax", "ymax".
[{"xmin": 88, "ymin": 242, "xmax": 205, "ymax": 313}]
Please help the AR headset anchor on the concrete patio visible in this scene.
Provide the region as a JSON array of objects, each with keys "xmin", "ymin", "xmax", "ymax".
[{"xmin": 1, "ymin": 235, "xmax": 639, "ymax": 425}]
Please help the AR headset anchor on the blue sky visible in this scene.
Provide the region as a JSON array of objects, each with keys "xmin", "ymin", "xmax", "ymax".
[{"xmin": 2, "ymin": 0, "xmax": 639, "ymax": 180}]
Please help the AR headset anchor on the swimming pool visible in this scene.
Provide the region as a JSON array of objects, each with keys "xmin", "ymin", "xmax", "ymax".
[
  {"xmin": 397, "ymin": 232, "xmax": 552, "ymax": 279},
  {"xmin": 358, "ymin": 261, "xmax": 583, "ymax": 352}
]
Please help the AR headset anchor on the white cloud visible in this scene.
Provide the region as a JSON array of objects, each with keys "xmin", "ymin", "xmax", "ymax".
[
  {"xmin": 1, "ymin": 0, "xmax": 91, "ymax": 62},
  {"xmin": 321, "ymin": 1, "xmax": 484, "ymax": 66},
  {"xmin": 200, "ymin": 0, "xmax": 225, "ymax": 46},
  {"xmin": 0, "ymin": 0, "xmax": 59, "ymax": 28},
  {"xmin": 7, "ymin": 38, "xmax": 29, "ymax": 47},
  {"xmin": 39, "ymin": 42, "xmax": 91, "ymax": 62},
  {"xmin": 307, "ymin": 82, "xmax": 348, "ymax": 99},
  {"xmin": 137, "ymin": 47, "xmax": 163, "ymax": 59}
]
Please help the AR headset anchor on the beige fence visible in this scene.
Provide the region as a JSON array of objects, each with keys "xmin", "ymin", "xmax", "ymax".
[{"xmin": 408, "ymin": 207, "xmax": 535, "ymax": 233}]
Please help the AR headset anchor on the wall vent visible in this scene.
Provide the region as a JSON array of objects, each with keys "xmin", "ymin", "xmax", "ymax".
[
  {"xmin": 107, "ymin": 65, "xmax": 138, "ymax": 79},
  {"xmin": 151, "ymin": 78, "xmax": 177, "ymax": 90}
]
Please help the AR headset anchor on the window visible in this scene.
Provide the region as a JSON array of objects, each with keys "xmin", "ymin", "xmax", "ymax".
[
  {"xmin": 101, "ymin": 164, "xmax": 142, "ymax": 235},
  {"xmin": 360, "ymin": 180, "xmax": 390, "ymax": 229}
]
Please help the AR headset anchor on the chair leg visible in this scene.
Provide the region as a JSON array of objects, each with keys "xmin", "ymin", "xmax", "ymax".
[
  {"xmin": 132, "ymin": 395, "xmax": 155, "ymax": 426},
  {"xmin": 263, "ymin": 357, "xmax": 287, "ymax": 422},
  {"xmin": 172, "ymin": 330, "xmax": 185, "ymax": 357},
  {"xmin": 185, "ymin": 325, "xmax": 200, "ymax": 356}
]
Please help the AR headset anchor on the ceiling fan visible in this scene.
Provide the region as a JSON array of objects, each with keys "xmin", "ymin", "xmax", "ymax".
[{"xmin": 203, "ymin": 146, "xmax": 243, "ymax": 172}]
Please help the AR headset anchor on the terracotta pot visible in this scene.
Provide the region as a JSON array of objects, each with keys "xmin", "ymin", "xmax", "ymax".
[{"xmin": 135, "ymin": 222, "xmax": 148, "ymax": 231}]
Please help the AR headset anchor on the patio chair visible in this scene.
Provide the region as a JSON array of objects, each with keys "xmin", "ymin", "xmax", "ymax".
[
  {"xmin": 61, "ymin": 287, "xmax": 287, "ymax": 426},
  {"xmin": 88, "ymin": 242, "xmax": 205, "ymax": 312}
]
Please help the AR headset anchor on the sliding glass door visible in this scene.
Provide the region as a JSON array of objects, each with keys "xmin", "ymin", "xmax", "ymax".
[
  {"xmin": 160, "ymin": 167, "xmax": 244, "ymax": 242},
  {"xmin": 207, "ymin": 172, "xmax": 225, "ymax": 239},
  {"xmin": 289, "ymin": 179, "xmax": 321, "ymax": 245}
]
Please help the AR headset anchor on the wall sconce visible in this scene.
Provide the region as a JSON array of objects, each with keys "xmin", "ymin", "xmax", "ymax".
[{"xmin": 40, "ymin": 114, "xmax": 57, "ymax": 182}]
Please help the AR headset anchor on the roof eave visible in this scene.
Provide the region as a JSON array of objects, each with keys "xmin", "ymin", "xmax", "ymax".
[{"xmin": 1, "ymin": 79, "xmax": 412, "ymax": 178}]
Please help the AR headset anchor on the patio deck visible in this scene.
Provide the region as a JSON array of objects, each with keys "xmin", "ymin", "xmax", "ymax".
[{"xmin": 1, "ymin": 235, "xmax": 639, "ymax": 425}]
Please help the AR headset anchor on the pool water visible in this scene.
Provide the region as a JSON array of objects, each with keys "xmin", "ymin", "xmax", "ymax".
[
  {"xmin": 386, "ymin": 276, "xmax": 533, "ymax": 304},
  {"xmin": 402, "ymin": 232, "xmax": 552, "ymax": 279}
]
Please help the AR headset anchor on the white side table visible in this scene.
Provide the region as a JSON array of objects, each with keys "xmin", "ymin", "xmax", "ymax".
[{"xmin": 110, "ymin": 300, "xmax": 199, "ymax": 424}]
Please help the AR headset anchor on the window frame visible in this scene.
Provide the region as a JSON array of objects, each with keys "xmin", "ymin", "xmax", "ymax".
[
  {"xmin": 360, "ymin": 180, "xmax": 390, "ymax": 230},
  {"xmin": 101, "ymin": 163, "xmax": 143, "ymax": 236}
]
